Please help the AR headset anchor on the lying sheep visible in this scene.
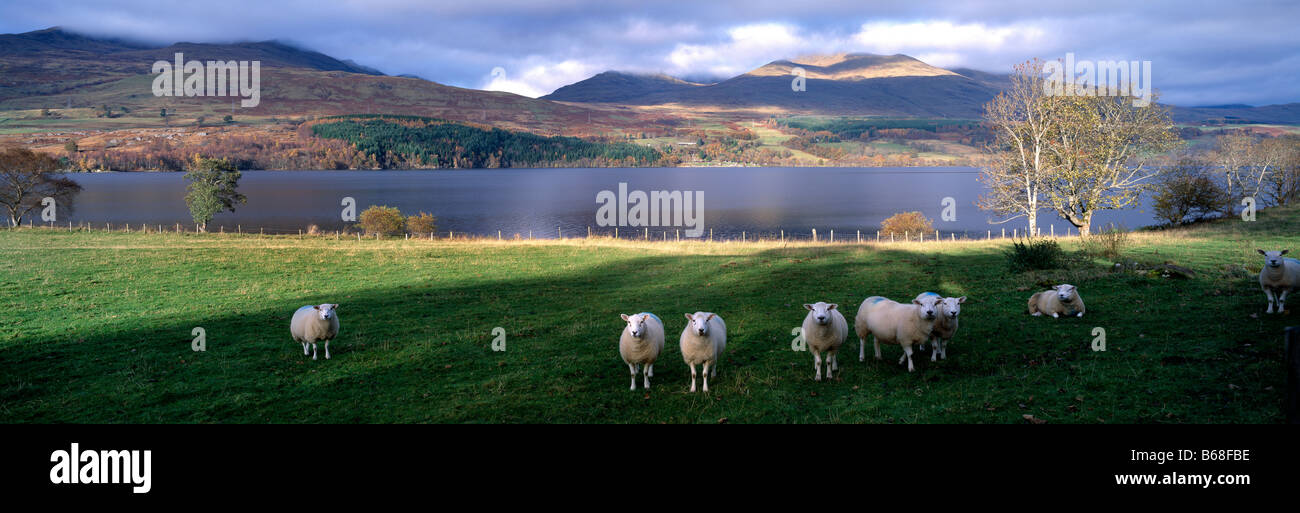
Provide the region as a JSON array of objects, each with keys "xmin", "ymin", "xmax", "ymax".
[
  {"xmin": 619, "ymin": 312, "xmax": 665, "ymax": 390},
  {"xmin": 801, "ymin": 302, "xmax": 847, "ymax": 381},
  {"xmin": 1028, "ymin": 284, "xmax": 1085, "ymax": 318},
  {"xmin": 1258, "ymin": 249, "xmax": 1300, "ymax": 314},
  {"xmin": 680, "ymin": 312, "xmax": 726, "ymax": 392},
  {"xmin": 854, "ymin": 295, "xmax": 939, "ymax": 372},
  {"xmin": 914, "ymin": 293, "xmax": 965, "ymax": 361},
  {"xmin": 290, "ymin": 304, "xmax": 340, "ymax": 360}
]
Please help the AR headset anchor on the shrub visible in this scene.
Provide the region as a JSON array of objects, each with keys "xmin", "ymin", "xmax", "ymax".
[
  {"xmin": 405, "ymin": 211, "xmax": 437, "ymax": 235},
  {"xmin": 1079, "ymin": 223, "xmax": 1130, "ymax": 260},
  {"xmin": 880, "ymin": 211, "xmax": 935, "ymax": 237},
  {"xmin": 358, "ymin": 205, "xmax": 405, "ymax": 236},
  {"xmin": 1152, "ymin": 159, "xmax": 1229, "ymax": 225},
  {"xmin": 1005, "ymin": 237, "xmax": 1065, "ymax": 272}
]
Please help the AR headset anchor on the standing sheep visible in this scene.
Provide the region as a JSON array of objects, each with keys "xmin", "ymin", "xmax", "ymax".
[
  {"xmin": 1257, "ymin": 249, "xmax": 1300, "ymax": 314},
  {"xmin": 854, "ymin": 295, "xmax": 939, "ymax": 372},
  {"xmin": 1027, "ymin": 284, "xmax": 1085, "ymax": 318},
  {"xmin": 619, "ymin": 312, "xmax": 665, "ymax": 390},
  {"xmin": 914, "ymin": 294, "xmax": 965, "ymax": 361},
  {"xmin": 801, "ymin": 302, "xmax": 847, "ymax": 381},
  {"xmin": 680, "ymin": 312, "xmax": 726, "ymax": 392},
  {"xmin": 290, "ymin": 304, "xmax": 340, "ymax": 360}
]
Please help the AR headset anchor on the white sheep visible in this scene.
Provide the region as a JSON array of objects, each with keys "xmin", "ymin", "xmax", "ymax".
[
  {"xmin": 854, "ymin": 295, "xmax": 939, "ymax": 372},
  {"xmin": 1027, "ymin": 284, "xmax": 1085, "ymax": 318},
  {"xmin": 1258, "ymin": 249, "xmax": 1300, "ymax": 314},
  {"xmin": 801, "ymin": 302, "xmax": 847, "ymax": 381},
  {"xmin": 913, "ymin": 293, "xmax": 965, "ymax": 361},
  {"xmin": 290, "ymin": 304, "xmax": 340, "ymax": 360},
  {"xmin": 680, "ymin": 312, "xmax": 726, "ymax": 392},
  {"xmin": 619, "ymin": 312, "xmax": 665, "ymax": 390}
]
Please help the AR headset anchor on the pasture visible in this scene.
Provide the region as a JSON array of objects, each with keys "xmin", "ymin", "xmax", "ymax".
[{"xmin": 1, "ymin": 207, "xmax": 1296, "ymax": 423}]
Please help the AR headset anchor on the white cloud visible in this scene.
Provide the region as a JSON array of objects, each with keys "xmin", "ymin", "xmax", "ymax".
[
  {"xmin": 481, "ymin": 59, "xmax": 601, "ymax": 97},
  {"xmin": 851, "ymin": 20, "xmax": 1047, "ymax": 53}
]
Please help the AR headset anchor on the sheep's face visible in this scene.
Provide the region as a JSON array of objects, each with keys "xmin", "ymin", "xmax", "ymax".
[
  {"xmin": 1054, "ymin": 285, "xmax": 1077, "ymax": 303},
  {"xmin": 804, "ymin": 302, "xmax": 837, "ymax": 325},
  {"xmin": 621, "ymin": 313, "xmax": 647, "ymax": 338},
  {"xmin": 939, "ymin": 296, "xmax": 966, "ymax": 320},
  {"xmin": 313, "ymin": 304, "xmax": 337, "ymax": 321},
  {"xmin": 1259, "ymin": 249, "xmax": 1290, "ymax": 268},
  {"xmin": 912, "ymin": 296, "xmax": 939, "ymax": 321},
  {"xmin": 685, "ymin": 313, "xmax": 713, "ymax": 336}
]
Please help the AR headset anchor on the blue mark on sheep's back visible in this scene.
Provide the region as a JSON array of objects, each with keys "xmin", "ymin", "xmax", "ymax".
[{"xmin": 639, "ymin": 312, "xmax": 661, "ymax": 325}]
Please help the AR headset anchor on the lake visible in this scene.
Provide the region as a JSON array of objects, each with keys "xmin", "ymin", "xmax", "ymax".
[{"xmin": 60, "ymin": 167, "xmax": 1155, "ymax": 238}]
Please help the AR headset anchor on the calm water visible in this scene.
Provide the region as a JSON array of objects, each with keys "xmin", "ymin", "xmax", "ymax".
[{"xmin": 60, "ymin": 167, "xmax": 1155, "ymax": 238}]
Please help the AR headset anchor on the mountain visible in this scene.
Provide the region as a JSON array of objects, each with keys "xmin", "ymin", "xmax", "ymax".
[
  {"xmin": 0, "ymin": 27, "xmax": 653, "ymax": 136},
  {"xmin": 543, "ymin": 53, "xmax": 1004, "ymax": 118},
  {"xmin": 543, "ymin": 71, "xmax": 707, "ymax": 103}
]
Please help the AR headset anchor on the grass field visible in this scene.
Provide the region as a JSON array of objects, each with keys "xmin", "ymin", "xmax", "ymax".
[{"xmin": 2, "ymin": 208, "xmax": 1297, "ymax": 423}]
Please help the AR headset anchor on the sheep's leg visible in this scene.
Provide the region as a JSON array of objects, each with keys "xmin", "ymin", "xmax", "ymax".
[
  {"xmin": 1051, "ymin": 312, "xmax": 1060, "ymax": 318},
  {"xmin": 647, "ymin": 363, "xmax": 654, "ymax": 377},
  {"xmin": 628, "ymin": 363, "xmax": 638, "ymax": 390},
  {"xmin": 1264, "ymin": 289, "xmax": 1276, "ymax": 314},
  {"xmin": 859, "ymin": 338, "xmax": 866, "ymax": 362},
  {"xmin": 644, "ymin": 366, "xmax": 651, "ymax": 389},
  {"xmin": 812, "ymin": 350, "xmax": 823, "ymax": 381},
  {"xmin": 903, "ymin": 344, "xmax": 915, "ymax": 372},
  {"xmin": 939, "ymin": 340, "xmax": 947, "ymax": 360},
  {"xmin": 874, "ymin": 338, "xmax": 882, "ymax": 360},
  {"xmin": 311, "ymin": 343, "xmax": 318, "ymax": 360},
  {"xmin": 1075, "ymin": 312, "xmax": 1084, "ymax": 318},
  {"xmin": 689, "ymin": 363, "xmax": 697, "ymax": 393},
  {"xmin": 701, "ymin": 362, "xmax": 711, "ymax": 393},
  {"xmin": 1280, "ymin": 290, "xmax": 1290, "ymax": 312},
  {"xmin": 826, "ymin": 351, "xmax": 835, "ymax": 379},
  {"xmin": 302, "ymin": 342, "xmax": 309, "ymax": 355},
  {"xmin": 325, "ymin": 341, "xmax": 331, "ymax": 360},
  {"xmin": 830, "ymin": 350, "xmax": 838, "ymax": 372},
  {"xmin": 930, "ymin": 337, "xmax": 940, "ymax": 362}
]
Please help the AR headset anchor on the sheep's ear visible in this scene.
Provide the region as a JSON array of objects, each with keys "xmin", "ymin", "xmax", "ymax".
[
  {"xmin": 803, "ymin": 304, "xmax": 813, "ymax": 311},
  {"xmin": 331, "ymin": 304, "xmax": 339, "ymax": 310},
  {"xmin": 1257, "ymin": 249, "xmax": 1267, "ymax": 256},
  {"xmin": 313, "ymin": 305, "xmax": 320, "ymax": 310},
  {"xmin": 912, "ymin": 299, "xmax": 923, "ymax": 305},
  {"xmin": 1283, "ymin": 250, "xmax": 1290, "ymax": 255},
  {"xmin": 957, "ymin": 296, "xmax": 967, "ymax": 303},
  {"xmin": 828, "ymin": 303, "xmax": 838, "ymax": 310},
  {"xmin": 620, "ymin": 314, "xmax": 630, "ymax": 321},
  {"xmin": 706, "ymin": 313, "xmax": 715, "ymax": 321},
  {"xmin": 684, "ymin": 313, "xmax": 694, "ymax": 321}
]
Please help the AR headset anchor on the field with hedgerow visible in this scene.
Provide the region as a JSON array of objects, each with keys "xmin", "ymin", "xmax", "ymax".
[{"xmin": 1, "ymin": 207, "xmax": 1297, "ymax": 423}]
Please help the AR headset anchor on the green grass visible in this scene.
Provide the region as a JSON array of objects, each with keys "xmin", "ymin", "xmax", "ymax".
[{"xmin": 2, "ymin": 208, "xmax": 1297, "ymax": 423}]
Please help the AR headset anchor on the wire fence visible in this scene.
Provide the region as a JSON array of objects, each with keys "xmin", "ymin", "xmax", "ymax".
[{"xmin": 9, "ymin": 218, "xmax": 1088, "ymax": 244}]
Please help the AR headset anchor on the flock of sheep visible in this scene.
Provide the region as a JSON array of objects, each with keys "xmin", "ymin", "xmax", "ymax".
[{"xmin": 285, "ymin": 249, "xmax": 1300, "ymax": 391}]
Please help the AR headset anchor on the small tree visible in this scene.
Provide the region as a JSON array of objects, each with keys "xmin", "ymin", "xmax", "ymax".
[
  {"xmin": 359, "ymin": 205, "xmax": 405, "ymax": 236},
  {"xmin": 64, "ymin": 140, "xmax": 78, "ymax": 156},
  {"xmin": 880, "ymin": 211, "xmax": 935, "ymax": 237},
  {"xmin": 223, "ymin": 115, "xmax": 234, "ymax": 123},
  {"xmin": 405, "ymin": 211, "xmax": 437, "ymax": 235},
  {"xmin": 184, "ymin": 156, "xmax": 245, "ymax": 232},
  {"xmin": 1151, "ymin": 158, "xmax": 1229, "ymax": 225},
  {"xmin": 0, "ymin": 147, "xmax": 81, "ymax": 226}
]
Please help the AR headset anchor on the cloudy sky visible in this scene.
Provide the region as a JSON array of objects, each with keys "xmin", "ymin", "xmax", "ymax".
[{"xmin": 2, "ymin": 0, "xmax": 1297, "ymax": 106}]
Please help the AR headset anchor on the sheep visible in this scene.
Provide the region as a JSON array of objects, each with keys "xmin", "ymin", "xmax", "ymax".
[
  {"xmin": 854, "ymin": 295, "xmax": 939, "ymax": 372},
  {"xmin": 619, "ymin": 312, "xmax": 665, "ymax": 390},
  {"xmin": 1257, "ymin": 249, "xmax": 1300, "ymax": 314},
  {"xmin": 679, "ymin": 312, "xmax": 726, "ymax": 392},
  {"xmin": 913, "ymin": 293, "xmax": 966, "ymax": 361},
  {"xmin": 1027, "ymin": 284, "xmax": 1085, "ymax": 318},
  {"xmin": 801, "ymin": 302, "xmax": 848, "ymax": 381},
  {"xmin": 290, "ymin": 304, "xmax": 340, "ymax": 360}
]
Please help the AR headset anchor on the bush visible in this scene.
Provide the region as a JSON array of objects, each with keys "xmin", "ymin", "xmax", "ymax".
[
  {"xmin": 880, "ymin": 211, "xmax": 935, "ymax": 237},
  {"xmin": 358, "ymin": 205, "xmax": 405, "ymax": 236},
  {"xmin": 1005, "ymin": 237, "xmax": 1065, "ymax": 272},
  {"xmin": 1079, "ymin": 224, "xmax": 1130, "ymax": 260},
  {"xmin": 1152, "ymin": 159, "xmax": 1229, "ymax": 225},
  {"xmin": 405, "ymin": 211, "xmax": 437, "ymax": 235}
]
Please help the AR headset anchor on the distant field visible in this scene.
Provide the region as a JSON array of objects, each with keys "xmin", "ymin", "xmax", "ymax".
[{"xmin": 1, "ymin": 206, "xmax": 1295, "ymax": 423}]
